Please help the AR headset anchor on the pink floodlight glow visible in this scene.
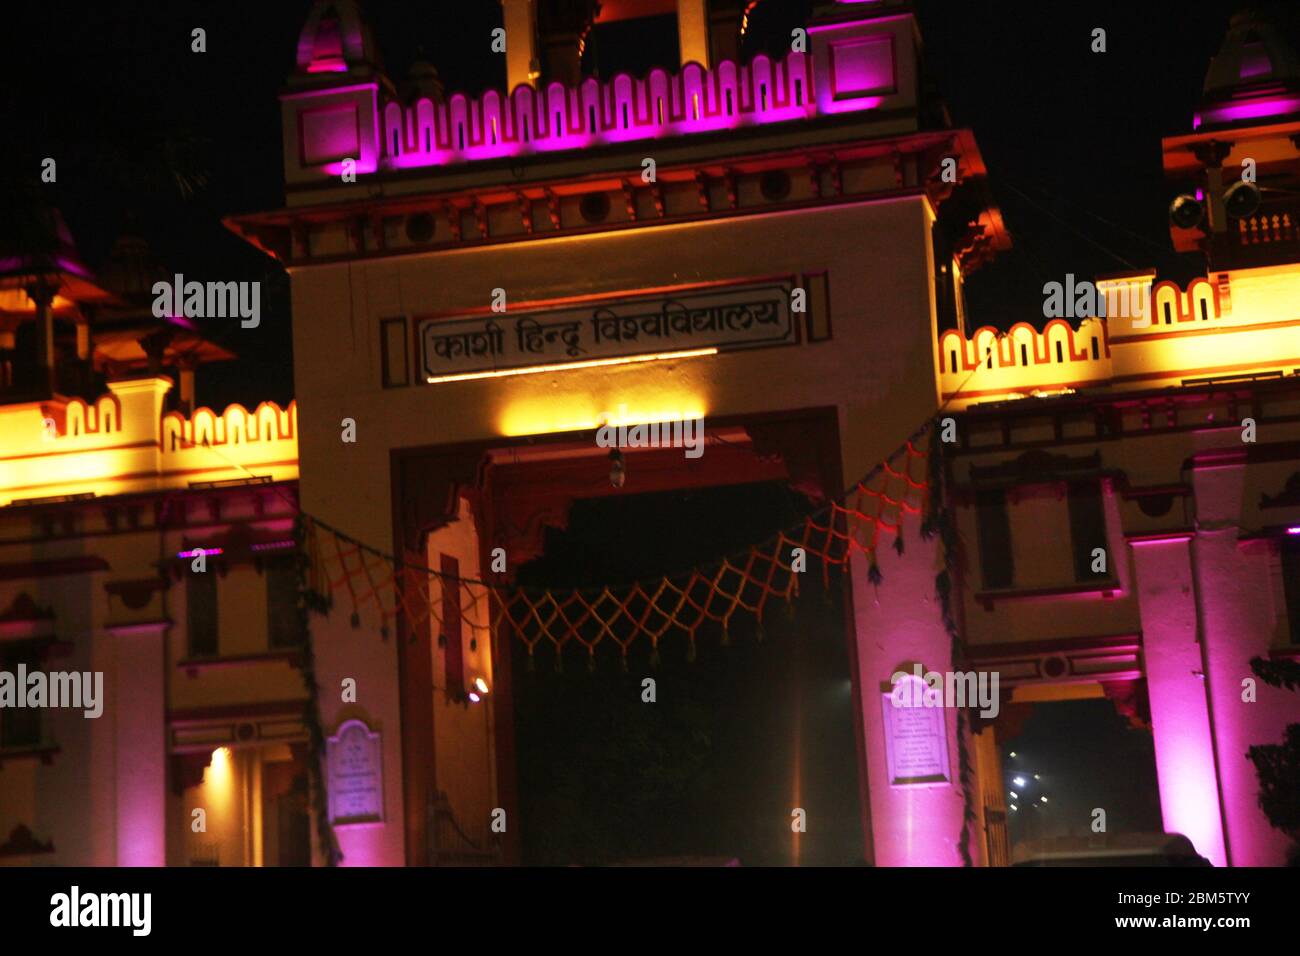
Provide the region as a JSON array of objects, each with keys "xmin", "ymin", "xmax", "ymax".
[
  {"xmin": 251, "ymin": 539, "xmax": 297, "ymax": 552},
  {"xmin": 307, "ymin": 59, "xmax": 349, "ymax": 74},
  {"xmin": 806, "ymin": 13, "xmax": 910, "ymax": 34},
  {"xmin": 0, "ymin": 254, "xmax": 92, "ymax": 278},
  {"xmin": 1238, "ymin": 45, "xmax": 1273, "ymax": 80},
  {"xmin": 321, "ymin": 158, "xmax": 378, "ymax": 176},
  {"xmin": 178, "ymin": 547, "xmax": 224, "ymax": 559},
  {"xmin": 328, "ymin": 52, "xmax": 845, "ymax": 175},
  {"xmin": 1286, "ymin": 526, "xmax": 1300, "ymax": 535},
  {"xmin": 1150, "ymin": 716, "xmax": 1228, "ymax": 866},
  {"xmin": 817, "ymin": 94, "xmax": 885, "ymax": 115},
  {"xmin": 1197, "ymin": 93, "xmax": 1300, "ymax": 127},
  {"xmin": 814, "ymin": 33, "xmax": 895, "ymax": 115}
]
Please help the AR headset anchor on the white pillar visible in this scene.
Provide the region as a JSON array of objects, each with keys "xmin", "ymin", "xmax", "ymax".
[
  {"xmin": 852, "ymin": 529, "xmax": 967, "ymax": 865},
  {"xmin": 1190, "ymin": 460, "xmax": 1294, "ymax": 865},
  {"xmin": 1129, "ymin": 534, "xmax": 1228, "ymax": 866},
  {"xmin": 109, "ymin": 622, "xmax": 169, "ymax": 866}
]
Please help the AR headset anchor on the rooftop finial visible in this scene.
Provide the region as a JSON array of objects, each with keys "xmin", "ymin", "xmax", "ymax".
[
  {"xmin": 1202, "ymin": 8, "xmax": 1300, "ymax": 100},
  {"xmin": 294, "ymin": 0, "xmax": 382, "ymax": 79}
]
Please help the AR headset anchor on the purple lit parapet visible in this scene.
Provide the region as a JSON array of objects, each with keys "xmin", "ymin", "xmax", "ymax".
[
  {"xmin": 286, "ymin": 9, "xmax": 916, "ymax": 182},
  {"xmin": 380, "ymin": 53, "xmax": 815, "ymax": 171},
  {"xmin": 1195, "ymin": 85, "xmax": 1300, "ymax": 129}
]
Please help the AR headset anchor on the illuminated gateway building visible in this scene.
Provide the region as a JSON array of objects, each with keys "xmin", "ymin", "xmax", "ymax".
[{"xmin": 0, "ymin": 1, "xmax": 1295, "ymax": 866}]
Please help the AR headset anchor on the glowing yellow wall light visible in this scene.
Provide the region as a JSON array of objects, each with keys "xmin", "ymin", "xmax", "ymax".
[
  {"xmin": 202, "ymin": 746, "xmax": 237, "ymax": 824},
  {"xmin": 500, "ymin": 397, "xmax": 709, "ymax": 438},
  {"xmin": 426, "ymin": 347, "xmax": 717, "ymax": 385},
  {"xmin": 208, "ymin": 746, "xmax": 232, "ymax": 776}
]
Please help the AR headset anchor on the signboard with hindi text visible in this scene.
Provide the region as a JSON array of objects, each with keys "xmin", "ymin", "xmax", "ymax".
[{"xmin": 419, "ymin": 280, "xmax": 797, "ymax": 380}]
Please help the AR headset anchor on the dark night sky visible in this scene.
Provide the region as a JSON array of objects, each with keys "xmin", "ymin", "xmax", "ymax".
[{"xmin": 4, "ymin": 1, "xmax": 1296, "ymax": 408}]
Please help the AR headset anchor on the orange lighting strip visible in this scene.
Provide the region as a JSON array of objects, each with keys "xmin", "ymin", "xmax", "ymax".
[{"xmin": 424, "ymin": 348, "xmax": 718, "ymax": 384}]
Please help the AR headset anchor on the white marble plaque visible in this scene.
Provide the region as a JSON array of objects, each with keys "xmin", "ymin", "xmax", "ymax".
[
  {"xmin": 880, "ymin": 676, "xmax": 951, "ymax": 786},
  {"xmin": 327, "ymin": 719, "xmax": 384, "ymax": 825}
]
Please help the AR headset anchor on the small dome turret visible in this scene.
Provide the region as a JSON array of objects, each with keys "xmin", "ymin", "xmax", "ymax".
[
  {"xmin": 1202, "ymin": 10, "xmax": 1300, "ymax": 101},
  {"xmin": 293, "ymin": 0, "xmax": 382, "ymax": 79}
]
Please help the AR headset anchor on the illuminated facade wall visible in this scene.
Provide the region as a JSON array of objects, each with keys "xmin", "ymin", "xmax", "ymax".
[
  {"xmin": 937, "ymin": 269, "xmax": 1300, "ymax": 408},
  {"xmin": 0, "ymin": 377, "xmax": 305, "ymax": 866},
  {"xmin": 950, "ymin": 374, "xmax": 1300, "ymax": 866},
  {"xmin": 282, "ymin": 6, "xmax": 919, "ymax": 185},
  {"xmin": 233, "ymin": 0, "xmax": 1005, "ymax": 867},
  {"xmin": 937, "ymin": 7, "xmax": 1300, "ymax": 866},
  {"xmin": 6, "ymin": 0, "xmax": 1269, "ymax": 868},
  {"xmin": 0, "ymin": 378, "xmax": 298, "ymax": 508},
  {"xmin": 281, "ymin": 189, "xmax": 963, "ymax": 867}
]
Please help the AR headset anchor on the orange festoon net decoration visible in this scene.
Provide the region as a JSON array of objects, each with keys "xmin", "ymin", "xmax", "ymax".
[{"xmin": 300, "ymin": 424, "xmax": 932, "ymax": 665}]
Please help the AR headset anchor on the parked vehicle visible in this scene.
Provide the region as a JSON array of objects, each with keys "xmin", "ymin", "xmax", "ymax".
[{"xmin": 1012, "ymin": 833, "xmax": 1213, "ymax": 866}]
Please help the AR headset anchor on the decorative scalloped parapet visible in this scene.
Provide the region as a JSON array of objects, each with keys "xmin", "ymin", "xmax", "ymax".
[
  {"xmin": 284, "ymin": 5, "xmax": 921, "ymax": 186},
  {"xmin": 62, "ymin": 393, "xmax": 123, "ymax": 438},
  {"xmin": 939, "ymin": 318, "xmax": 1113, "ymax": 405},
  {"xmin": 280, "ymin": 3, "xmax": 925, "ymax": 192},
  {"xmin": 1122, "ymin": 277, "xmax": 1223, "ymax": 333},
  {"xmin": 379, "ymin": 53, "xmax": 813, "ymax": 171},
  {"xmin": 161, "ymin": 402, "xmax": 297, "ymax": 454},
  {"xmin": 933, "ymin": 274, "xmax": 1296, "ymax": 408},
  {"xmin": 0, "ymin": 383, "xmax": 298, "ymax": 506}
]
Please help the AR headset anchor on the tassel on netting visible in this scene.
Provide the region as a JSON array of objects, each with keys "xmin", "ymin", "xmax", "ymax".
[
  {"xmin": 349, "ymin": 611, "xmax": 360, "ymax": 629},
  {"xmin": 620, "ymin": 652, "xmax": 629, "ymax": 673},
  {"xmin": 868, "ymin": 560, "xmax": 883, "ymax": 587},
  {"xmin": 686, "ymin": 640, "xmax": 697, "ymax": 663},
  {"xmin": 526, "ymin": 650, "xmax": 536, "ymax": 673},
  {"xmin": 587, "ymin": 651, "xmax": 597, "ymax": 674},
  {"xmin": 554, "ymin": 651, "xmax": 564, "ymax": 674},
  {"xmin": 894, "ymin": 532, "xmax": 905, "ymax": 557},
  {"xmin": 720, "ymin": 621, "xmax": 730, "ymax": 647},
  {"xmin": 783, "ymin": 598, "xmax": 796, "ymax": 622},
  {"xmin": 755, "ymin": 619, "xmax": 765, "ymax": 643},
  {"xmin": 380, "ymin": 624, "xmax": 389, "ymax": 640},
  {"xmin": 650, "ymin": 646, "xmax": 661, "ymax": 669}
]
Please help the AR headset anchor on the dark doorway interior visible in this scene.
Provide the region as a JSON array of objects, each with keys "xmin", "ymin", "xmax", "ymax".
[
  {"xmin": 262, "ymin": 752, "xmax": 312, "ymax": 867},
  {"xmin": 1001, "ymin": 697, "xmax": 1162, "ymax": 850},
  {"xmin": 513, "ymin": 480, "xmax": 864, "ymax": 866}
]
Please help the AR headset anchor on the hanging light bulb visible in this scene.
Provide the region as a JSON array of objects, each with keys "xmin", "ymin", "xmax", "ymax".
[
  {"xmin": 608, "ymin": 448, "xmax": 626, "ymax": 488},
  {"xmin": 474, "ymin": 677, "xmax": 489, "ymax": 695}
]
